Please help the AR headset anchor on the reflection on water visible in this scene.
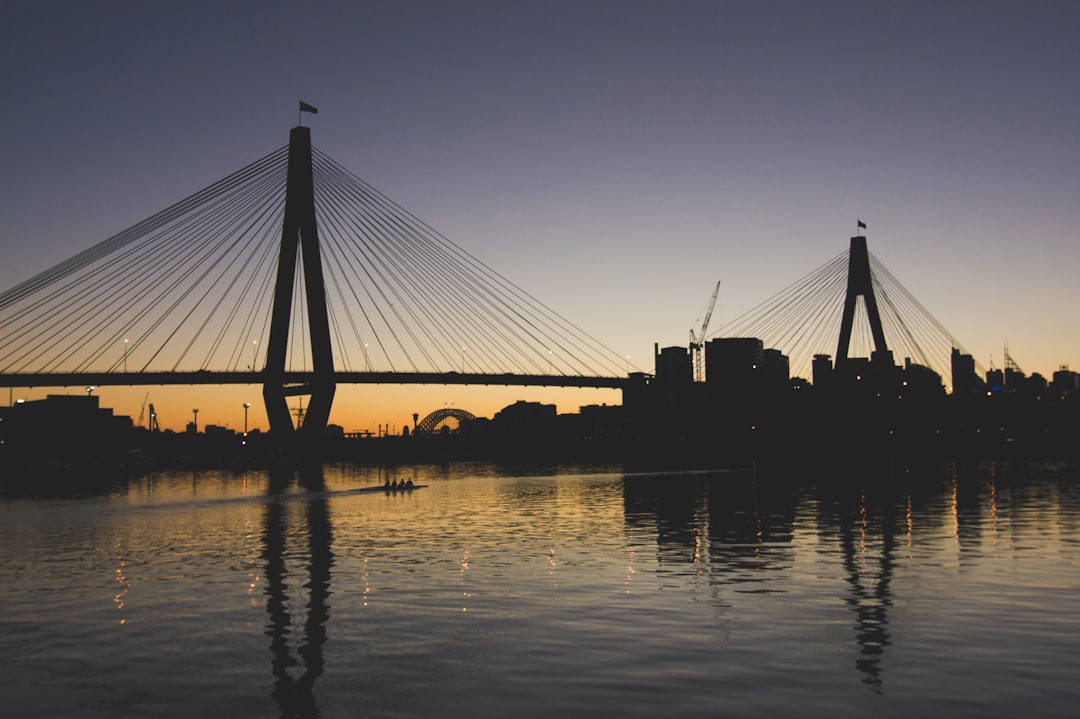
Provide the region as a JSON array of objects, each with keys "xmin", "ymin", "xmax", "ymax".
[
  {"xmin": 626, "ymin": 471, "xmax": 897, "ymax": 690},
  {"xmin": 839, "ymin": 488, "xmax": 894, "ymax": 691},
  {"xmin": 263, "ymin": 465, "xmax": 333, "ymax": 717},
  {"xmin": 0, "ymin": 461, "xmax": 1078, "ymax": 718},
  {"xmin": 623, "ymin": 462, "xmax": 1080, "ymax": 706}
]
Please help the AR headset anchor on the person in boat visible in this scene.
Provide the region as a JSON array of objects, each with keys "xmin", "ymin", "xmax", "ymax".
[
  {"xmin": 404, "ymin": 478, "xmax": 414, "ymax": 488},
  {"xmin": 383, "ymin": 478, "xmax": 391, "ymax": 488},
  {"xmin": 391, "ymin": 478, "xmax": 399, "ymax": 489}
]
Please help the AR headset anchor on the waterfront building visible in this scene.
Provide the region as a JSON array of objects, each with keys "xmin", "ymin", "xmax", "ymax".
[
  {"xmin": 0, "ymin": 394, "xmax": 134, "ymax": 465},
  {"xmin": 704, "ymin": 337, "xmax": 763, "ymax": 395},
  {"xmin": 951, "ymin": 348, "xmax": 984, "ymax": 396},
  {"xmin": 813, "ymin": 354, "xmax": 834, "ymax": 391},
  {"xmin": 761, "ymin": 348, "xmax": 790, "ymax": 391},
  {"xmin": 1051, "ymin": 366, "xmax": 1079, "ymax": 398},
  {"xmin": 654, "ymin": 344, "xmax": 693, "ymax": 385}
]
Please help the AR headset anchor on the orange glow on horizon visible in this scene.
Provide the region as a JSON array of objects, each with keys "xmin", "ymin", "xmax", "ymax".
[{"xmin": 6, "ymin": 383, "xmax": 621, "ymax": 435}]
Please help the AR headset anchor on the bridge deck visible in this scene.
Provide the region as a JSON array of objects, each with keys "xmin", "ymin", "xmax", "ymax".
[{"xmin": 0, "ymin": 371, "xmax": 627, "ymax": 390}]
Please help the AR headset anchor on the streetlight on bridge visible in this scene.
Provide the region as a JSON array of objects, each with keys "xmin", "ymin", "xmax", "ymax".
[{"xmin": 243, "ymin": 402, "xmax": 251, "ymax": 443}]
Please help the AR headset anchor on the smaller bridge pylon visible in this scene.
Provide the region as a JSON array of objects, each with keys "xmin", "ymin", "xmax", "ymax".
[{"xmin": 835, "ymin": 234, "xmax": 892, "ymax": 370}]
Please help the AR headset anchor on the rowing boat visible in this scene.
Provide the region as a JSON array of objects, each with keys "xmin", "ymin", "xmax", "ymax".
[{"xmin": 351, "ymin": 484, "xmax": 428, "ymax": 494}]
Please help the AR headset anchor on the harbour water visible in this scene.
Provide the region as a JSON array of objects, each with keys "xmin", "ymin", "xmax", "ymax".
[{"xmin": 2, "ymin": 461, "xmax": 1078, "ymax": 718}]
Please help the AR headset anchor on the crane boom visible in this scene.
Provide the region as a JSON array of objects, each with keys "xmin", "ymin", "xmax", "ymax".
[
  {"xmin": 137, "ymin": 392, "xmax": 149, "ymax": 427},
  {"xmin": 699, "ymin": 280, "xmax": 720, "ymax": 340},
  {"xmin": 689, "ymin": 281, "xmax": 720, "ymax": 382}
]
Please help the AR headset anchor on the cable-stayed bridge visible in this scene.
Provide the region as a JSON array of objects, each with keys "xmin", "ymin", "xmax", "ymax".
[
  {"xmin": 1, "ymin": 124, "xmax": 973, "ymax": 439},
  {"xmin": 712, "ymin": 233, "xmax": 978, "ymax": 384},
  {"xmin": 0, "ymin": 126, "xmax": 627, "ymax": 438}
]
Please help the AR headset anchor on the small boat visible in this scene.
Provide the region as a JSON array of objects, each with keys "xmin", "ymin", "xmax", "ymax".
[{"xmin": 352, "ymin": 483, "xmax": 428, "ymax": 494}]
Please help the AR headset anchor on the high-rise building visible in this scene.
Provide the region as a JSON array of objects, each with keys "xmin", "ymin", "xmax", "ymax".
[
  {"xmin": 705, "ymin": 337, "xmax": 763, "ymax": 393},
  {"xmin": 813, "ymin": 354, "xmax": 834, "ymax": 390},
  {"xmin": 761, "ymin": 348, "xmax": 790, "ymax": 390},
  {"xmin": 951, "ymin": 348, "xmax": 983, "ymax": 395},
  {"xmin": 654, "ymin": 343, "xmax": 693, "ymax": 385}
]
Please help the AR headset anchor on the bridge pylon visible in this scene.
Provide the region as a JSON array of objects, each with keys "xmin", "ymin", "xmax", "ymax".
[
  {"xmin": 835, "ymin": 234, "xmax": 892, "ymax": 369},
  {"xmin": 262, "ymin": 126, "xmax": 336, "ymax": 440}
]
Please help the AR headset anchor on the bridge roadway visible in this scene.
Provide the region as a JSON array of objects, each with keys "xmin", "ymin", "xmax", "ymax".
[{"xmin": 0, "ymin": 370, "xmax": 628, "ymax": 391}]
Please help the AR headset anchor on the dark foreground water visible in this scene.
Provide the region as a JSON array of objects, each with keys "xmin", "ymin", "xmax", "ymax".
[{"xmin": 1, "ymin": 461, "xmax": 1078, "ymax": 718}]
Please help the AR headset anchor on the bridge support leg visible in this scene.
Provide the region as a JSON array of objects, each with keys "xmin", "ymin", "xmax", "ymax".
[{"xmin": 262, "ymin": 125, "xmax": 336, "ymax": 443}]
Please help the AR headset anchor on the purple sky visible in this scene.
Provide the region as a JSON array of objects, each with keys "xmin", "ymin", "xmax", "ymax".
[{"xmin": 2, "ymin": 1, "xmax": 1077, "ymax": 428}]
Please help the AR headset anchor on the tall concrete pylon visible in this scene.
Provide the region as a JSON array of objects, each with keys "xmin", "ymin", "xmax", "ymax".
[
  {"xmin": 835, "ymin": 235, "xmax": 891, "ymax": 368},
  {"xmin": 262, "ymin": 126, "xmax": 336, "ymax": 439}
]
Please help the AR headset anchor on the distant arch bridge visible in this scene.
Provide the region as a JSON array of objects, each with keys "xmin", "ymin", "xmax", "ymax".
[{"xmin": 415, "ymin": 408, "xmax": 477, "ymax": 434}]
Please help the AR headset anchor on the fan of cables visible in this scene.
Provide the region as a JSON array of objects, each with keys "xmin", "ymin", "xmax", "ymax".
[
  {"xmin": 0, "ymin": 144, "xmax": 627, "ymax": 379},
  {"xmin": 711, "ymin": 249, "xmax": 978, "ymax": 382}
]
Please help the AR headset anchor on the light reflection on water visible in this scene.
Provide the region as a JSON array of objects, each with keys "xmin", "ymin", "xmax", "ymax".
[{"xmin": 1, "ymin": 461, "xmax": 1079, "ymax": 718}]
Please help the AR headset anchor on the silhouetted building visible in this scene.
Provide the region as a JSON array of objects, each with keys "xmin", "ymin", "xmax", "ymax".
[
  {"xmin": 1027, "ymin": 373, "xmax": 1049, "ymax": 398},
  {"xmin": 951, "ymin": 348, "xmax": 984, "ymax": 396},
  {"xmin": 813, "ymin": 354, "xmax": 834, "ymax": 391},
  {"xmin": 204, "ymin": 424, "xmax": 235, "ymax": 437},
  {"xmin": 901, "ymin": 358, "xmax": 945, "ymax": 397},
  {"xmin": 0, "ymin": 394, "xmax": 133, "ymax": 465},
  {"xmin": 705, "ymin": 337, "xmax": 763, "ymax": 394},
  {"xmin": 1051, "ymin": 366, "xmax": 1078, "ymax": 399},
  {"xmin": 493, "ymin": 401, "xmax": 557, "ymax": 432},
  {"xmin": 573, "ymin": 403, "xmax": 624, "ymax": 440},
  {"xmin": 761, "ymin": 348, "xmax": 790, "ymax": 391},
  {"xmin": 654, "ymin": 344, "xmax": 693, "ymax": 385}
]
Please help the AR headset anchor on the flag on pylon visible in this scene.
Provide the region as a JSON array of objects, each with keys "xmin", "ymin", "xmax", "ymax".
[
  {"xmin": 299, "ymin": 101, "xmax": 318, "ymax": 114},
  {"xmin": 857, "ymin": 219, "xmax": 867, "ymax": 229}
]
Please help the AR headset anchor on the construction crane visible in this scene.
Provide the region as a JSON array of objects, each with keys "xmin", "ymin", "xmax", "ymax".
[
  {"xmin": 137, "ymin": 392, "xmax": 149, "ymax": 427},
  {"xmin": 689, "ymin": 281, "xmax": 720, "ymax": 382}
]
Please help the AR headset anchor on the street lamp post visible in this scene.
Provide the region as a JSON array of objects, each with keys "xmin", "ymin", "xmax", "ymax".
[
  {"xmin": 192, "ymin": 408, "xmax": 199, "ymax": 433},
  {"xmin": 123, "ymin": 338, "xmax": 128, "ymax": 373}
]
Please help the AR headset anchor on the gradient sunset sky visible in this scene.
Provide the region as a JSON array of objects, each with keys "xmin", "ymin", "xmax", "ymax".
[{"xmin": 2, "ymin": 1, "xmax": 1077, "ymax": 432}]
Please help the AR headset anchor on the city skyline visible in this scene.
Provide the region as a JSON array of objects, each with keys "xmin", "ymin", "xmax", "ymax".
[{"xmin": 2, "ymin": 1, "xmax": 1077, "ymax": 432}]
